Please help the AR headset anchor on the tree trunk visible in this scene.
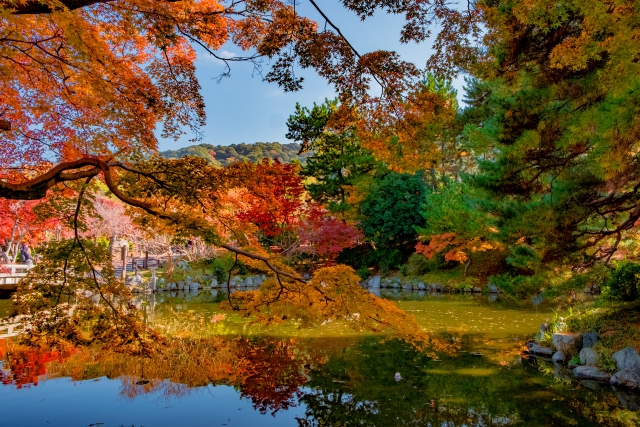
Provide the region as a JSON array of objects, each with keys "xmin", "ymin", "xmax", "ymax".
[{"xmin": 464, "ymin": 256, "xmax": 472, "ymax": 278}]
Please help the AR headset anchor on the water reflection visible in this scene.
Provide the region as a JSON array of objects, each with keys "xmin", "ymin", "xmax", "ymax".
[{"xmin": 0, "ymin": 291, "xmax": 638, "ymax": 426}]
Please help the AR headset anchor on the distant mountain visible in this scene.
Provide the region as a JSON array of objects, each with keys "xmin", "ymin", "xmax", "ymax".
[{"xmin": 160, "ymin": 142, "xmax": 309, "ymax": 166}]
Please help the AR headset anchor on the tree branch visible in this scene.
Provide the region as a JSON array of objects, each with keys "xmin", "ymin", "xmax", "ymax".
[
  {"xmin": 3, "ymin": 0, "xmax": 181, "ymax": 15},
  {"xmin": 0, "ymin": 157, "xmax": 308, "ymax": 283}
]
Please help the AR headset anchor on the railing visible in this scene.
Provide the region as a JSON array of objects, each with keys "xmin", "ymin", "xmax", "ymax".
[
  {"xmin": 0, "ymin": 263, "xmax": 33, "ymax": 286},
  {"xmin": 0, "ymin": 315, "xmax": 29, "ymax": 339}
]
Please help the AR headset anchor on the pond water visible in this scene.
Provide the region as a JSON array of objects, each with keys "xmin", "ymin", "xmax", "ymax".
[{"xmin": 0, "ymin": 291, "xmax": 638, "ymax": 426}]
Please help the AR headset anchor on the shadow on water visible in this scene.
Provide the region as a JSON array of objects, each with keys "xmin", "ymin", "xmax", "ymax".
[{"xmin": 0, "ymin": 290, "xmax": 638, "ymax": 426}]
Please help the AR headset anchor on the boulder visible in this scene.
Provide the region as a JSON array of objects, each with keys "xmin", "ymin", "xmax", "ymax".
[
  {"xmin": 580, "ymin": 347, "xmax": 600, "ymax": 366},
  {"xmin": 210, "ymin": 278, "xmax": 218, "ymax": 288},
  {"xmin": 417, "ymin": 282, "xmax": 425, "ymax": 290},
  {"xmin": 573, "ymin": 366, "xmax": 611, "ymax": 382},
  {"xmin": 552, "ymin": 333, "xmax": 581, "ymax": 353},
  {"xmin": 489, "ymin": 284, "xmax": 499, "ymax": 293},
  {"xmin": 529, "ymin": 344, "xmax": 554, "ymax": 357},
  {"xmin": 611, "ymin": 369, "xmax": 640, "ymax": 390},
  {"xmin": 126, "ymin": 273, "xmax": 144, "ymax": 286},
  {"xmin": 189, "ymin": 282, "xmax": 200, "ymax": 290},
  {"xmin": 472, "ymin": 287, "xmax": 482, "ymax": 293},
  {"xmin": 613, "ymin": 347, "xmax": 640, "ymax": 371},
  {"xmin": 552, "ymin": 351, "xmax": 566, "ymax": 363},
  {"xmin": 244, "ymin": 276, "xmax": 254, "ymax": 287},
  {"xmin": 582, "ymin": 332, "xmax": 598, "ymax": 348},
  {"xmin": 369, "ymin": 276, "xmax": 381, "ymax": 289}
]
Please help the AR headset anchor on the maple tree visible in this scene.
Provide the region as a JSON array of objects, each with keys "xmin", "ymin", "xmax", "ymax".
[
  {"xmin": 0, "ymin": 198, "xmax": 70, "ymax": 262},
  {"xmin": 294, "ymin": 211, "xmax": 363, "ymax": 266}
]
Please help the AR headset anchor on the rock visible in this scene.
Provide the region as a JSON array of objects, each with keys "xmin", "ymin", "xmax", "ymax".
[
  {"xmin": 210, "ymin": 289, "xmax": 218, "ymax": 298},
  {"xmin": 613, "ymin": 347, "xmax": 640, "ymax": 371},
  {"xmin": 580, "ymin": 348, "xmax": 600, "ymax": 366},
  {"xmin": 582, "ymin": 332, "xmax": 598, "ymax": 348},
  {"xmin": 245, "ymin": 276, "xmax": 254, "ymax": 287},
  {"xmin": 573, "ymin": 366, "xmax": 611, "ymax": 382},
  {"xmin": 489, "ymin": 284, "xmax": 499, "ymax": 293},
  {"xmin": 472, "ymin": 287, "xmax": 482, "ymax": 293},
  {"xmin": 417, "ymin": 282, "xmax": 425, "ymax": 290},
  {"xmin": 611, "ymin": 369, "xmax": 640, "ymax": 390},
  {"xmin": 529, "ymin": 344, "xmax": 554, "ymax": 357},
  {"xmin": 210, "ymin": 278, "xmax": 218, "ymax": 288},
  {"xmin": 552, "ymin": 333, "xmax": 581, "ymax": 353},
  {"xmin": 126, "ymin": 273, "xmax": 144, "ymax": 286},
  {"xmin": 367, "ymin": 275, "xmax": 381, "ymax": 289},
  {"xmin": 540, "ymin": 323, "xmax": 549, "ymax": 333},
  {"xmin": 552, "ymin": 351, "xmax": 566, "ymax": 363},
  {"xmin": 189, "ymin": 282, "xmax": 200, "ymax": 290},
  {"xmin": 553, "ymin": 363, "xmax": 574, "ymax": 381},
  {"xmin": 616, "ymin": 390, "xmax": 640, "ymax": 411}
]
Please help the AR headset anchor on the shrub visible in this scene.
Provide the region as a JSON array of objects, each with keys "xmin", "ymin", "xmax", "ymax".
[
  {"xmin": 399, "ymin": 264, "xmax": 409, "ymax": 277},
  {"xmin": 606, "ymin": 261, "xmax": 640, "ymax": 301},
  {"xmin": 356, "ymin": 267, "xmax": 372, "ymax": 281},
  {"xmin": 208, "ymin": 256, "xmax": 249, "ymax": 282},
  {"xmin": 490, "ymin": 273, "xmax": 545, "ymax": 299},
  {"xmin": 405, "ymin": 253, "xmax": 444, "ymax": 276},
  {"xmin": 336, "ymin": 245, "xmax": 403, "ymax": 272}
]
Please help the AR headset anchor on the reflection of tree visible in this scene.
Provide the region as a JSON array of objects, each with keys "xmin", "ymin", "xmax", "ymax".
[
  {"xmin": 296, "ymin": 337, "xmax": 618, "ymax": 427},
  {"xmin": 3, "ymin": 335, "xmax": 637, "ymax": 426},
  {"xmin": 43, "ymin": 336, "xmax": 328, "ymax": 412},
  {"xmin": 0, "ymin": 344, "xmax": 75, "ymax": 388},
  {"xmin": 235, "ymin": 338, "xmax": 309, "ymax": 414}
]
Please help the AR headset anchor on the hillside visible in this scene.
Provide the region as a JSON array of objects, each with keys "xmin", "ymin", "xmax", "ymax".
[{"xmin": 160, "ymin": 142, "xmax": 309, "ymax": 166}]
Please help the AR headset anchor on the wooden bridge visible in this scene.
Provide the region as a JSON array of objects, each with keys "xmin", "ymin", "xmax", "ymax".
[{"xmin": 0, "ymin": 264, "xmax": 33, "ymax": 291}]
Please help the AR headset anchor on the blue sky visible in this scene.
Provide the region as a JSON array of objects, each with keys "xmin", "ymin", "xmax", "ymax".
[{"xmin": 158, "ymin": 1, "xmax": 466, "ymax": 151}]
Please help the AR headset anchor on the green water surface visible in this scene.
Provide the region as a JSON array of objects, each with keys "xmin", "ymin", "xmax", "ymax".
[{"xmin": 0, "ymin": 291, "xmax": 638, "ymax": 427}]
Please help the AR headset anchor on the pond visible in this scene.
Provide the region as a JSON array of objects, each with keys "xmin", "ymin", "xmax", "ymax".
[{"xmin": 0, "ymin": 291, "xmax": 638, "ymax": 426}]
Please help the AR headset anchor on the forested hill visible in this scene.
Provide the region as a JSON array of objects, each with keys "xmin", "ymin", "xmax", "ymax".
[{"xmin": 160, "ymin": 142, "xmax": 309, "ymax": 166}]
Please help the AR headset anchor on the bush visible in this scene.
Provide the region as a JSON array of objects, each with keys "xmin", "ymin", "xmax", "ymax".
[
  {"xmin": 399, "ymin": 264, "xmax": 409, "ymax": 277},
  {"xmin": 490, "ymin": 273, "xmax": 545, "ymax": 299},
  {"xmin": 336, "ymin": 245, "xmax": 403, "ymax": 272},
  {"xmin": 405, "ymin": 253, "xmax": 444, "ymax": 276},
  {"xmin": 208, "ymin": 256, "xmax": 249, "ymax": 282},
  {"xmin": 356, "ymin": 267, "xmax": 372, "ymax": 281},
  {"xmin": 606, "ymin": 261, "xmax": 640, "ymax": 301}
]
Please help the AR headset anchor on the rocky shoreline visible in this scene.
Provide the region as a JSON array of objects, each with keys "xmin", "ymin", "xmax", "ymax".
[{"xmin": 526, "ymin": 325, "xmax": 640, "ymax": 393}]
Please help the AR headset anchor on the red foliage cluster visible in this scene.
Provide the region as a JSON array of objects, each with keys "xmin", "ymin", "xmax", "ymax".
[
  {"xmin": 295, "ymin": 210, "xmax": 363, "ymax": 264},
  {"xmin": 236, "ymin": 159, "xmax": 306, "ymax": 237},
  {"xmin": 0, "ymin": 345, "xmax": 75, "ymax": 389}
]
